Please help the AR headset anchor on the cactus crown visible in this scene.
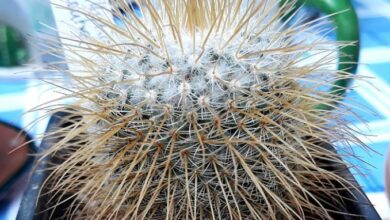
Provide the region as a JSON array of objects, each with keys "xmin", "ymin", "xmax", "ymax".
[{"xmin": 40, "ymin": 0, "xmax": 365, "ymax": 219}]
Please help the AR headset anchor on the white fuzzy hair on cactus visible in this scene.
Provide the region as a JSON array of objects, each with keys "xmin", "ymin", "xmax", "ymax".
[{"xmin": 35, "ymin": 0, "xmax": 370, "ymax": 219}]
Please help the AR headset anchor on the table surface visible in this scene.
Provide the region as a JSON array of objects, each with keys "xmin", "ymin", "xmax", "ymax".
[{"xmin": 1, "ymin": 0, "xmax": 390, "ymax": 219}]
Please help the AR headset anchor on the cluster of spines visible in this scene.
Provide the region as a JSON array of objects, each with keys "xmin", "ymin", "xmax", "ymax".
[{"xmin": 38, "ymin": 0, "xmax": 364, "ymax": 219}]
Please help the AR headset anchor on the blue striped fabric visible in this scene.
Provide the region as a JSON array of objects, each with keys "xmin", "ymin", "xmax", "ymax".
[
  {"xmin": 347, "ymin": 0, "xmax": 390, "ymax": 193},
  {"xmin": 0, "ymin": 80, "xmax": 27, "ymax": 127}
]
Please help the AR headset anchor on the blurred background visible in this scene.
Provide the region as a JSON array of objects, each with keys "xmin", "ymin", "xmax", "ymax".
[{"xmin": 0, "ymin": 0, "xmax": 389, "ymax": 219}]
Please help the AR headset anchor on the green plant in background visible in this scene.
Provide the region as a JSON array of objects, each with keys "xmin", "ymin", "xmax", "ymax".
[
  {"xmin": 0, "ymin": 24, "xmax": 29, "ymax": 67},
  {"xmin": 36, "ymin": 0, "xmax": 371, "ymax": 219},
  {"xmin": 282, "ymin": 0, "xmax": 360, "ymax": 110}
]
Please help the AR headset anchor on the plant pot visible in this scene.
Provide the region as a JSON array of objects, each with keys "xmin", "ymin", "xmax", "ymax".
[{"xmin": 17, "ymin": 112, "xmax": 381, "ymax": 220}]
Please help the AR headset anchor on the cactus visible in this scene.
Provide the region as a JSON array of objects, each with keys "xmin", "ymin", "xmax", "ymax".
[{"xmin": 40, "ymin": 0, "xmax": 368, "ymax": 219}]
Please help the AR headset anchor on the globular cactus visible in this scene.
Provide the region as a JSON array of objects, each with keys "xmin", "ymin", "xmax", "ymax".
[{"xmin": 40, "ymin": 0, "xmax": 367, "ymax": 219}]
